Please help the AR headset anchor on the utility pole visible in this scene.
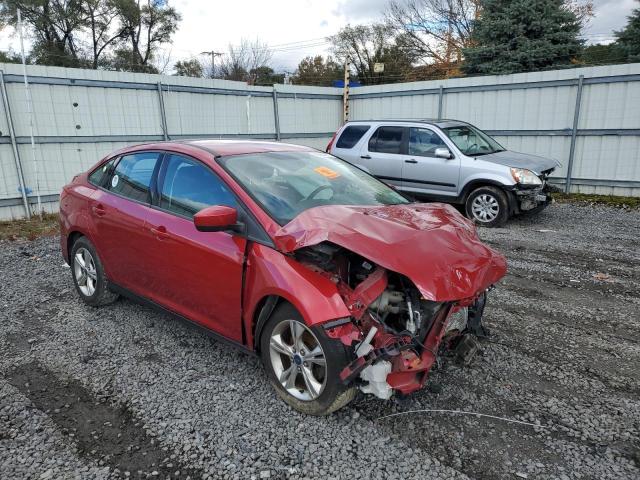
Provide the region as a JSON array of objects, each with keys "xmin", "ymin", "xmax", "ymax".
[
  {"xmin": 200, "ymin": 50, "xmax": 223, "ymax": 78},
  {"xmin": 342, "ymin": 60, "xmax": 350, "ymax": 124}
]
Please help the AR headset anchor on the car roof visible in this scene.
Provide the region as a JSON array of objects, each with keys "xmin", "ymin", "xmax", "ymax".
[
  {"xmin": 181, "ymin": 139, "xmax": 315, "ymax": 157},
  {"xmin": 345, "ymin": 119, "xmax": 467, "ymax": 129}
]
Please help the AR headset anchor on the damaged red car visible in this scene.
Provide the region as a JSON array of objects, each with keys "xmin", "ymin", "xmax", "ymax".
[{"xmin": 60, "ymin": 140, "xmax": 506, "ymax": 415}]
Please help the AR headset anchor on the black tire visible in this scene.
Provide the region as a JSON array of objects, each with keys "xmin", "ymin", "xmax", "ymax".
[
  {"xmin": 259, "ymin": 303, "xmax": 356, "ymax": 415},
  {"xmin": 70, "ymin": 236, "xmax": 119, "ymax": 307},
  {"xmin": 465, "ymin": 186, "xmax": 510, "ymax": 228}
]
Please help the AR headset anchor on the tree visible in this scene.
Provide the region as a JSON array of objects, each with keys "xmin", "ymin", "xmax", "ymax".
[
  {"xmin": 293, "ymin": 55, "xmax": 342, "ymax": 86},
  {"xmin": 250, "ymin": 66, "xmax": 284, "ymax": 85},
  {"xmin": 386, "ymin": 0, "xmax": 481, "ymax": 67},
  {"xmin": 84, "ymin": 0, "xmax": 127, "ymax": 69},
  {"xmin": 462, "ymin": 0, "xmax": 583, "ymax": 75},
  {"xmin": 386, "ymin": 0, "xmax": 592, "ymax": 76},
  {"xmin": 581, "ymin": 43, "xmax": 626, "ymax": 65},
  {"xmin": 615, "ymin": 0, "xmax": 640, "ymax": 62},
  {"xmin": 112, "ymin": 0, "xmax": 181, "ymax": 71},
  {"xmin": 173, "ymin": 58, "xmax": 203, "ymax": 77},
  {"xmin": 329, "ymin": 24, "xmax": 414, "ymax": 85},
  {"xmin": 219, "ymin": 38, "xmax": 273, "ymax": 83},
  {"xmin": 0, "ymin": 0, "xmax": 89, "ymax": 67},
  {"xmin": 0, "ymin": 50, "xmax": 21, "ymax": 63}
]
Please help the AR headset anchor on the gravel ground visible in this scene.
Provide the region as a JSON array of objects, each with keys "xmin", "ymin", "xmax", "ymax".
[{"xmin": 1, "ymin": 202, "xmax": 639, "ymax": 480}]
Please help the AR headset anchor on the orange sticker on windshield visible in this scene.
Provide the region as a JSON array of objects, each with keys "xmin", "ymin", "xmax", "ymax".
[{"xmin": 314, "ymin": 166, "xmax": 340, "ymax": 179}]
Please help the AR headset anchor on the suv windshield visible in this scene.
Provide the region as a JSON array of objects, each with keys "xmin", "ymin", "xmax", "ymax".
[
  {"xmin": 219, "ymin": 151, "xmax": 409, "ymax": 225},
  {"xmin": 442, "ymin": 124, "xmax": 505, "ymax": 156}
]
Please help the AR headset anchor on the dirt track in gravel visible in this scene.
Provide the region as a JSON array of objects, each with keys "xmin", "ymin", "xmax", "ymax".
[{"xmin": 1, "ymin": 202, "xmax": 639, "ymax": 479}]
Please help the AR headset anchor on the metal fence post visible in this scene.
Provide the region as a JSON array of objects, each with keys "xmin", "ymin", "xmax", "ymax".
[
  {"xmin": 565, "ymin": 75, "xmax": 584, "ymax": 193},
  {"xmin": 0, "ymin": 70, "xmax": 30, "ymax": 219},
  {"xmin": 157, "ymin": 81, "xmax": 168, "ymax": 140},
  {"xmin": 272, "ymin": 87, "xmax": 281, "ymax": 141},
  {"xmin": 437, "ymin": 85, "xmax": 444, "ymax": 120}
]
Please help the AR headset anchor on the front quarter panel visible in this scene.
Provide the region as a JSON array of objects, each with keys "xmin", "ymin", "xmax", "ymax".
[
  {"xmin": 243, "ymin": 243, "xmax": 350, "ymax": 348},
  {"xmin": 459, "ymin": 158, "xmax": 516, "ymax": 192},
  {"xmin": 59, "ymin": 178, "xmax": 96, "ymax": 263}
]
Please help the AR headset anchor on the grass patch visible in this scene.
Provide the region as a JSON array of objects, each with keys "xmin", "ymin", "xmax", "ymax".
[
  {"xmin": 0, "ymin": 213, "xmax": 60, "ymax": 241},
  {"xmin": 551, "ymin": 192, "xmax": 640, "ymax": 209}
]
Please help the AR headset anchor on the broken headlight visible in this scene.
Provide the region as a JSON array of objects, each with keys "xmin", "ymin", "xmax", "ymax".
[{"xmin": 510, "ymin": 168, "xmax": 542, "ymax": 185}]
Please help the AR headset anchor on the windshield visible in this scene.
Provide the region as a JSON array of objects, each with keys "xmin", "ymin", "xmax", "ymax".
[
  {"xmin": 219, "ymin": 151, "xmax": 409, "ymax": 225},
  {"xmin": 442, "ymin": 124, "xmax": 505, "ymax": 156}
]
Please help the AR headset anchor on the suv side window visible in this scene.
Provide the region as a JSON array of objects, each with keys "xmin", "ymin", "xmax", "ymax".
[
  {"xmin": 107, "ymin": 152, "xmax": 161, "ymax": 203},
  {"xmin": 336, "ymin": 125, "xmax": 370, "ymax": 149},
  {"xmin": 408, "ymin": 128, "xmax": 446, "ymax": 157},
  {"xmin": 159, "ymin": 154, "xmax": 236, "ymax": 218},
  {"xmin": 368, "ymin": 126, "xmax": 404, "ymax": 154}
]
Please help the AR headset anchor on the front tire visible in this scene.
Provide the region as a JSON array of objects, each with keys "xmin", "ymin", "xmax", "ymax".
[
  {"xmin": 465, "ymin": 186, "xmax": 509, "ymax": 228},
  {"xmin": 260, "ymin": 303, "xmax": 356, "ymax": 415},
  {"xmin": 70, "ymin": 236, "xmax": 119, "ymax": 307}
]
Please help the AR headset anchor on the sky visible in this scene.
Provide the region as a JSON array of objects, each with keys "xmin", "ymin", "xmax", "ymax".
[{"xmin": 0, "ymin": 0, "xmax": 637, "ymax": 73}]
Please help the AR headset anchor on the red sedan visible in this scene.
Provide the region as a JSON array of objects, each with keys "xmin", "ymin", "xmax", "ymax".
[{"xmin": 60, "ymin": 140, "xmax": 506, "ymax": 415}]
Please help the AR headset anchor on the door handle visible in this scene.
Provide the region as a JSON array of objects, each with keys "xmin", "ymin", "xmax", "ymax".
[
  {"xmin": 91, "ymin": 204, "xmax": 106, "ymax": 217},
  {"xmin": 405, "ymin": 159, "xmax": 418, "ymax": 164},
  {"xmin": 150, "ymin": 225, "xmax": 170, "ymax": 240},
  {"xmin": 360, "ymin": 155, "xmax": 371, "ymax": 159}
]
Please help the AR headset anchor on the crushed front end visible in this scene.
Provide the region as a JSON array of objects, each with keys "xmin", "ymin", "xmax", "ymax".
[
  {"xmin": 294, "ymin": 242, "xmax": 494, "ymax": 400},
  {"xmin": 275, "ymin": 203, "xmax": 507, "ymax": 401}
]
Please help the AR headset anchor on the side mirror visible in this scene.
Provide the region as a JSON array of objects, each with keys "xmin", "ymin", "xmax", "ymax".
[
  {"xmin": 194, "ymin": 205, "xmax": 241, "ymax": 232},
  {"xmin": 434, "ymin": 148, "xmax": 453, "ymax": 159}
]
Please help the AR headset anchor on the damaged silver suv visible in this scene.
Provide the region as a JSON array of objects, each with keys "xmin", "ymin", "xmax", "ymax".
[{"xmin": 328, "ymin": 119, "xmax": 560, "ymax": 227}]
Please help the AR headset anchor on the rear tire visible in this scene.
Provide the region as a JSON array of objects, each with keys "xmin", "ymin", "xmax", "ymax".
[
  {"xmin": 465, "ymin": 186, "xmax": 509, "ymax": 228},
  {"xmin": 260, "ymin": 303, "xmax": 356, "ymax": 415},
  {"xmin": 70, "ymin": 236, "xmax": 119, "ymax": 307}
]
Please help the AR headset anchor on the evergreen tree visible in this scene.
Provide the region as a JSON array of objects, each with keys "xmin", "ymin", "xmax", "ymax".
[
  {"xmin": 462, "ymin": 0, "xmax": 583, "ymax": 75},
  {"xmin": 615, "ymin": 1, "xmax": 640, "ymax": 62}
]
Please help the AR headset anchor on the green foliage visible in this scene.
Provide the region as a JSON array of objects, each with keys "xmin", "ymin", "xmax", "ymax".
[
  {"xmin": 250, "ymin": 66, "xmax": 284, "ymax": 86},
  {"xmin": 293, "ymin": 55, "xmax": 342, "ymax": 86},
  {"xmin": 173, "ymin": 58, "xmax": 203, "ymax": 78},
  {"xmin": 615, "ymin": 1, "xmax": 640, "ymax": 62},
  {"xmin": 0, "ymin": 50, "xmax": 21, "ymax": 64},
  {"xmin": 0, "ymin": 0, "xmax": 180, "ymax": 72},
  {"xmin": 462, "ymin": 0, "xmax": 583, "ymax": 75},
  {"xmin": 581, "ymin": 43, "xmax": 627, "ymax": 65}
]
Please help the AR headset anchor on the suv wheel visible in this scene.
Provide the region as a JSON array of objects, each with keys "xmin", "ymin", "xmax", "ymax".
[
  {"xmin": 465, "ymin": 186, "xmax": 509, "ymax": 227},
  {"xmin": 70, "ymin": 237, "xmax": 119, "ymax": 306},
  {"xmin": 260, "ymin": 303, "xmax": 356, "ymax": 415}
]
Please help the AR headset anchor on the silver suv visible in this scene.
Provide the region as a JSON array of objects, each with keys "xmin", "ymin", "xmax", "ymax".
[{"xmin": 327, "ymin": 119, "xmax": 559, "ymax": 227}]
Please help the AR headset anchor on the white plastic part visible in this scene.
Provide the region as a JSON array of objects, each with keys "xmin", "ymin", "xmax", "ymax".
[
  {"xmin": 359, "ymin": 360, "xmax": 393, "ymax": 400},
  {"xmin": 355, "ymin": 326, "xmax": 378, "ymax": 357}
]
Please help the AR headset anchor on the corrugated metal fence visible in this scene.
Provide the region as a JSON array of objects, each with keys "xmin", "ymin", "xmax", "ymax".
[{"xmin": 1, "ymin": 62, "xmax": 639, "ymax": 219}]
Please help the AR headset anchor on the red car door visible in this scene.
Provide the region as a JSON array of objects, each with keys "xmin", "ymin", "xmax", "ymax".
[
  {"xmin": 143, "ymin": 153, "xmax": 246, "ymax": 342},
  {"xmin": 89, "ymin": 152, "xmax": 162, "ymax": 293}
]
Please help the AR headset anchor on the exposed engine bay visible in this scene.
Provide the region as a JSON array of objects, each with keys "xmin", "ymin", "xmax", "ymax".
[{"xmin": 295, "ymin": 241, "xmax": 489, "ymax": 400}]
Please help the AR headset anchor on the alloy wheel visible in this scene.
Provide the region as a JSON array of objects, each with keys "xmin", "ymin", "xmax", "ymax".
[
  {"xmin": 471, "ymin": 194, "xmax": 500, "ymax": 222},
  {"xmin": 269, "ymin": 319, "xmax": 327, "ymax": 401},
  {"xmin": 73, "ymin": 247, "xmax": 97, "ymax": 297}
]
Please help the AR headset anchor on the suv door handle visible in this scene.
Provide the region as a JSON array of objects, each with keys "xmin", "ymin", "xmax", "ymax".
[
  {"xmin": 360, "ymin": 155, "xmax": 371, "ymax": 159},
  {"xmin": 150, "ymin": 225, "xmax": 170, "ymax": 240},
  {"xmin": 404, "ymin": 159, "xmax": 418, "ymax": 164},
  {"xmin": 91, "ymin": 204, "xmax": 106, "ymax": 217}
]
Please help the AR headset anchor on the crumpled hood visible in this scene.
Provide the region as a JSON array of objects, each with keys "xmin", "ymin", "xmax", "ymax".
[
  {"xmin": 481, "ymin": 150, "xmax": 560, "ymax": 174},
  {"xmin": 274, "ymin": 203, "xmax": 507, "ymax": 302}
]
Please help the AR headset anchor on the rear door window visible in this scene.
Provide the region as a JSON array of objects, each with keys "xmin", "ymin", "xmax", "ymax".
[
  {"xmin": 107, "ymin": 152, "xmax": 161, "ymax": 203},
  {"xmin": 88, "ymin": 158, "xmax": 117, "ymax": 187},
  {"xmin": 336, "ymin": 125, "xmax": 370, "ymax": 149},
  {"xmin": 368, "ymin": 126, "xmax": 405, "ymax": 154}
]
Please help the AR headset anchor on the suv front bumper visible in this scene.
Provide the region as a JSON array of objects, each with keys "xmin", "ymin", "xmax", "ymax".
[{"xmin": 510, "ymin": 185, "xmax": 552, "ymax": 214}]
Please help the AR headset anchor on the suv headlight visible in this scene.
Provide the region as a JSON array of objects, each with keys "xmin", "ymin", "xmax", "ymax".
[{"xmin": 510, "ymin": 168, "xmax": 542, "ymax": 185}]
